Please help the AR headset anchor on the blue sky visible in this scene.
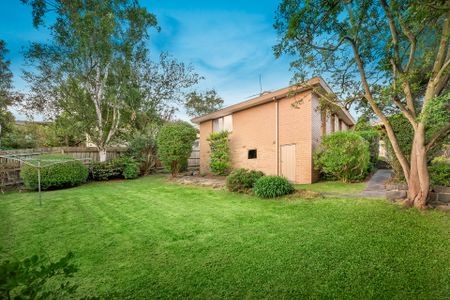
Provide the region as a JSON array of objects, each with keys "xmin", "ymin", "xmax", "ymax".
[{"xmin": 1, "ymin": 0, "xmax": 296, "ymax": 121}]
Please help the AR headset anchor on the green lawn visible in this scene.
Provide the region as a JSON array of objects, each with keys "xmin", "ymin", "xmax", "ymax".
[
  {"xmin": 1, "ymin": 176, "xmax": 449, "ymax": 299},
  {"xmin": 296, "ymin": 180, "xmax": 367, "ymax": 194}
]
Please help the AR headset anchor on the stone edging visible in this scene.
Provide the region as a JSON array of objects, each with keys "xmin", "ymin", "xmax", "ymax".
[{"xmin": 386, "ymin": 184, "xmax": 450, "ymax": 206}]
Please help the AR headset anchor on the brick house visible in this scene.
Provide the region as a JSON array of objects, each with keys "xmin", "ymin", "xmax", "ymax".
[{"xmin": 191, "ymin": 77, "xmax": 355, "ymax": 183}]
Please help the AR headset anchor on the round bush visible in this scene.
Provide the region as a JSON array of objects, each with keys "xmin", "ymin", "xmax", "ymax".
[
  {"xmin": 157, "ymin": 121, "xmax": 197, "ymax": 176},
  {"xmin": 314, "ymin": 132, "xmax": 370, "ymax": 182},
  {"xmin": 253, "ymin": 176, "xmax": 295, "ymax": 198},
  {"xmin": 226, "ymin": 168, "xmax": 265, "ymax": 193},
  {"xmin": 21, "ymin": 154, "xmax": 88, "ymax": 190}
]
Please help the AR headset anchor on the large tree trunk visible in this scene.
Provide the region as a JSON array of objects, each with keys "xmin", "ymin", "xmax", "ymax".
[
  {"xmin": 406, "ymin": 124, "xmax": 430, "ymax": 209},
  {"xmin": 98, "ymin": 148, "xmax": 107, "ymax": 162}
]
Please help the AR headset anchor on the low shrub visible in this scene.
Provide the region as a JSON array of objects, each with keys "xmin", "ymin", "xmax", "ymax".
[
  {"xmin": 91, "ymin": 156, "xmax": 139, "ymax": 181},
  {"xmin": 429, "ymin": 160, "xmax": 450, "ymax": 187},
  {"xmin": 91, "ymin": 161, "xmax": 122, "ymax": 181},
  {"xmin": 314, "ymin": 131, "xmax": 370, "ymax": 182},
  {"xmin": 253, "ymin": 176, "xmax": 295, "ymax": 198},
  {"xmin": 20, "ymin": 154, "xmax": 88, "ymax": 190},
  {"xmin": 226, "ymin": 168, "xmax": 265, "ymax": 193},
  {"xmin": 118, "ymin": 157, "xmax": 140, "ymax": 179}
]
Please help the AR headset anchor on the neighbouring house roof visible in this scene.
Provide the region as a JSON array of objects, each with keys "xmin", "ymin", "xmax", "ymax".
[{"xmin": 191, "ymin": 77, "xmax": 355, "ymax": 126}]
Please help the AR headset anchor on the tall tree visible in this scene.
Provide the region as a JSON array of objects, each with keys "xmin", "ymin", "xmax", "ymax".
[
  {"xmin": 0, "ymin": 40, "xmax": 16, "ymax": 145},
  {"xmin": 184, "ymin": 89, "xmax": 224, "ymax": 118},
  {"xmin": 274, "ymin": 0, "xmax": 450, "ymax": 208},
  {"xmin": 21, "ymin": 0, "xmax": 158, "ymax": 161}
]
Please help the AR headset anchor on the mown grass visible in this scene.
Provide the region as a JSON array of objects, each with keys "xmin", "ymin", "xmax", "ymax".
[
  {"xmin": 1, "ymin": 176, "xmax": 449, "ymax": 299},
  {"xmin": 296, "ymin": 180, "xmax": 367, "ymax": 194}
]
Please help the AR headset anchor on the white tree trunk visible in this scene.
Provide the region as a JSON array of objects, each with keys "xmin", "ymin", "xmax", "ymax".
[{"xmin": 98, "ymin": 148, "xmax": 107, "ymax": 162}]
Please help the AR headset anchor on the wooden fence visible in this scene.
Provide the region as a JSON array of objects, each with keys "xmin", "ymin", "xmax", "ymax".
[
  {"xmin": 0, "ymin": 147, "xmax": 127, "ymax": 187},
  {"xmin": 1, "ymin": 145, "xmax": 200, "ymax": 187}
]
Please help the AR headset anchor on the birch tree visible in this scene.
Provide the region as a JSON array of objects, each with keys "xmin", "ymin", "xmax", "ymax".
[
  {"xmin": 21, "ymin": 0, "xmax": 158, "ymax": 161},
  {"xmin": 274, "ymin": 0, "xmax": 450, "ymax": 208}
]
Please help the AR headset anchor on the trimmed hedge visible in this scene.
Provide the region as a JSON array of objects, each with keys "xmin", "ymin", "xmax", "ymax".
[
  {"xmin": 253, "ymin": 176, "xmax": 295, "ymax": 198},
  {"xmin": 314, "ymin": 131, "xmax": 370, "ymax": 182},
  {"xmin": 20, "ymin": 154, "xmax": 88, "ymax": 190},
  {"xmin": 226, "ymin": 168, "xmax": 264, "ymax": 193},
  {"xmin": 430, "ymin": 158, "xmax": 450, "ymax": 187},
  {"xmin": 91, "ymin": 156, "xmax": 139, "ymax": 181}
]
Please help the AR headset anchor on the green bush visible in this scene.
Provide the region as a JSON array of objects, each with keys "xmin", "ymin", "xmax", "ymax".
[
  {"xmin": 226, "ymin": 168, "xmax": 265, "ymax": 193},
  {"xmin": 429, "ymin": 159, "xmax": 450, "ymax": 187},
  {"xmin": 91, "ymin": 161, "xmax": 122, "ymax": 180},
  {"xmin": 117, "ymin": 157, "xmax": 140, "ymax": 179},
  {"xmin": 253, "ymin": 176, "xmax": 295, "ymax": 198},
  {"xmin": 314, "ymin": 131, "xmax": 370, "ymax": 182},
  {"xmin": 157, "ymin": 121, "xmax": 197, "ymax": 177},
  {"xmin": 126, "ymin": 130, "xmax": 158, "ymax": 175},
  {"xmin": 208, "ymin": 131, "xmax": 231, "ymax": 175},
  {"xmin": 20, "ymin": 154, "xmax": 88, "ymax": 190},
  {"xmin": 356, "ymin": 129, "xmax": 379, "ymax": 169},
  {"xmin": 91, "ymin": 156, "xmax": 139, "ymax": 180}
]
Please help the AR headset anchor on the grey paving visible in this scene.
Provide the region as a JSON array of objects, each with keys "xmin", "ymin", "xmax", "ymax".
[{"xmin": 323, "ymin": 169, "xmax": 393, "ymax": 198}]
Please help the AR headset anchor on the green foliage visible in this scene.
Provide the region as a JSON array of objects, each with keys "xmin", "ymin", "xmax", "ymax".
[
  {"xmin": 253, "ymin": 176, "xmax": 295, "ymax": 198},
  {"xmin": 208, "ymin": 131, "xmax": 230, "ymax": 175},
  {"xmin": 1, "ymin": 122, "xmax": 48, "ymax": 149},
  {"xmin": 126, "ymin": 131, "xmax": 158, "ymax": 175},
  {"xmin": 422, "ymin": 93, "xmax": 450, "ymax": 153},
  {"xmin": 384, "ymin": 114, "xmax": 414, "ymax": 180},
  {"xmin": 21, "ymin": 0, "xmax": 159, "ymax": 151},
  {"xmin": 226, "ymin": 168, "xmax": 265, "ymax": 193},
  {"xmin": 20, "ymin": 154, "xmax": 88, "ymax": 190},
  {"xmin": 185, "ymin": 89, "xmax": 224, "ymax": 118},
  {"xmin": 0, "ymin": 39, "xmax": 16, "ymax": 143},
  {"xmin": 91, "ymin": 156, "xmax": 139, "ymax": 180},
  {"xmin": 355, "ymin": 129, "xmax": 380, "ymax": 169},
  {"xmin": 0, "ymin": 252, "xmax": 80, "ymax": 299},
  {"xmin": 354, "ymin": 114, "xmax": 372, "ymax": 132},
  {"xmin": 156, "ymin": 121, "xmax": 197, "ymax": 176},
  {"xmin": 120, "ymin": 157, "xmax": 140, "ymax": 179},
  {"xmin": 44, "ymin": 113, "xmax": 85, "ymax": 147},
  {"xmin": 429, "ymin": 158, "xmax": 450, "ymax": 187},
  {"xmin": 314, "ymin": 132, "xmax": 370, "ymax": 183}
]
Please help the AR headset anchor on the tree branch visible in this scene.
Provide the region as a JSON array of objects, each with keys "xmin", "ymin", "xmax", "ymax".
[
  {"xmin": 380, "ymin": 0, "xmax": 402, "ymax": 72},
  {"xmin": 348, "ymin": 36, "xmax": 411, "ymax": 181},
  {"xmin": 398, "ymin": 15, "xmax": 416, "ymax": 72}
]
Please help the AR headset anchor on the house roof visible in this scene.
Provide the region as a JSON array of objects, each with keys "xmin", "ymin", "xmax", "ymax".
[{"xmin": 191, "ymin": 77, "xmax": 355, "ymax": 125}]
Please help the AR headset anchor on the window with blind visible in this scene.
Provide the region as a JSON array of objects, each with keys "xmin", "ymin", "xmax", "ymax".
[{"xmin": 212, "ymin": 115, "xmax": 233, "ymax": 132}]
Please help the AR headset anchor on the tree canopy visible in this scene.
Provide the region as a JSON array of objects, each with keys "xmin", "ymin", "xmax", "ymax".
[
  {"xmin": 21, "ymin": 0, "xmax": 158, "ymax": 160},
  {"xmin": 185, "ymin": 89, "xmax": 224, "ymax": 118},
  {"xmin": 0, "ymin": 40, "xmax": 16, "ymax": 142}
]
